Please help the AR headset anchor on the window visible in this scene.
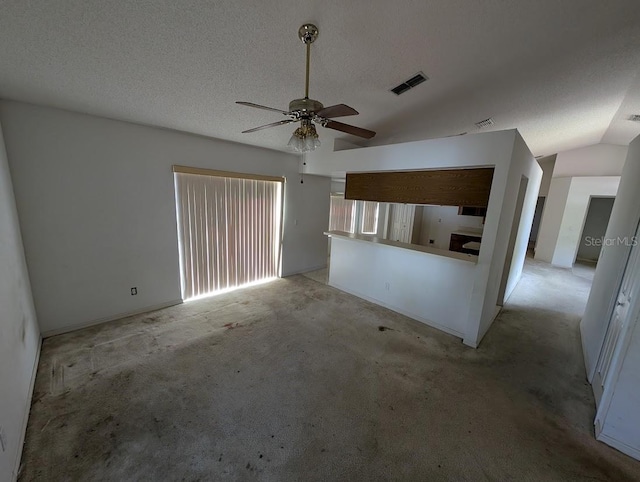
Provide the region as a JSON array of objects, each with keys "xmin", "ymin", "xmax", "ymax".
[
  {"xmin": 360, "ymin": 201, "xmax": 379, "ymax": 234},
  {"xmin": 329, "ymin": 195, "xmax": 379, "ymax": 235},
  {"xmin": 329, "ymin": 195, "xmax": 356, "ymax": 233},
  {"xmin": 173, "ymin": 166, "xmax": 283, "ymax": 300}
]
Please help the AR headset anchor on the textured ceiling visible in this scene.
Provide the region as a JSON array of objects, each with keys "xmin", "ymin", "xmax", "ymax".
[{"xmin": 0, "ymin": 0, "xmax": 639, "ymax": 156}]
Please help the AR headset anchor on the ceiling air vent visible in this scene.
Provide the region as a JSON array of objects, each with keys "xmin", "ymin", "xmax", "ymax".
[
  {"xmin": 475, "ymin": 117, "xmax": 495, "ymax": 129},
  {"xmin": 390, "ymin": 72, "xmax": 428, "ymax": 95},
  {"xmin": 629, "ymin": 114, "xmax": 640, "ymax": 122},
  {"xmin": 391, "ymin": 83, "xmax": 412, "ymax": 96}
]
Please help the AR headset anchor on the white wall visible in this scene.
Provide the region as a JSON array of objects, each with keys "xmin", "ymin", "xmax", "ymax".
[
  {"xmin": 311, "ymin": 129, "xmax": 541, "ymax": 347},
  {"xmin": 0, "ymin": 120, "xmax": 40, "ymax": 481},
  {"xmin": 537, "ymin": 155, "xmax": 556, "ymax": 197},
  {"xmin": 304, "ymin": 130, "xmax": 518, "ymax": 178},
  {"xmin": 282, "ymin": 174, "xmax": 331, "ymax": 274},
  {"xmin": 330, "ymin": 178, "xmax": 346, "ymax": 194},
  {"xmin": 582, "ymin": 136, "xmax": 640, "ymax": 379},
  {"xmin": 576, "ymin": 197, "xmax": 615, "ymax": 262},
  {"xmin": 410, "ymin": 206, "xmax": 423, "ymax": 244},
  {"xmin": 1, "ymin": 101, "xmax": 330, "ymax": 335},
  {"xmin": 329, "ymin": 236, "xmax": 476, "ymax": 337},
  {"xmin": 417, "ymin": 208, "xmax": 432, "ymax": 245},
  {"xmin": 535, "ymin": 177, "xmax": 620, "ymax": 267},
  {"xmin": 473, "ymin": 133, "xmax": 542, "ymax": 342},
  {"xmin": 553, "ymin": 143, "xmax": 628, "ymax": 178},
  {"xmin": 534, "ymin": 178, "xmax": 572, "ymax": 261}
]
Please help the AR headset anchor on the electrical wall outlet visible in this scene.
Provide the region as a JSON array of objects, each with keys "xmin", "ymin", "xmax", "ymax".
[
  {"xmin": 131, "ymin": 287, "xmax": 137, "ymax": 296},
  {"xmin": 384, "ymin": 282, "xmax": 390, "ymax": 291}
]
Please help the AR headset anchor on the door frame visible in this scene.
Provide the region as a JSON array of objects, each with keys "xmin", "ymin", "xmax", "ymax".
[
  {"xmin": 593, "ymin": 219, "xmax": 640, "ymax": 432},
  {"xmin": 497, "ymin": 175, "xmax": 529, "ymax": 306},
  {"xmin": 574, "ymin": 195, "xmax": 616, "ymax": 265}
]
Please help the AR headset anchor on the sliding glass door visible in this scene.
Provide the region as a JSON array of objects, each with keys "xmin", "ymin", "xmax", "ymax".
[{"xmin": 173, "ymin": 167, "xmax": 284, "ymax": 300}]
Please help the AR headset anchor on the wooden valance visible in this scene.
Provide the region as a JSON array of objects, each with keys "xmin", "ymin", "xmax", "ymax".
[{"xmin": 345, "ymin": 168, "xmax": 494, "ymax": 206}]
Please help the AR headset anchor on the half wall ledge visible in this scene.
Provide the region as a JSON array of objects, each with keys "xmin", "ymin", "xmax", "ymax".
[{"xmin": 324, "ymin": 230, "xmax": 479, "ymax": 264}]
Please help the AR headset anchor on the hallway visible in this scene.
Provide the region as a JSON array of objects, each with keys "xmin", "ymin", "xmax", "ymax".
[
  {"xmin": 479, "ymin": 259, "xmax": 596, "ymax": 431},
  {"xmin": 19, "ymin": 260, "xmax": 640, "ymax": 481}
]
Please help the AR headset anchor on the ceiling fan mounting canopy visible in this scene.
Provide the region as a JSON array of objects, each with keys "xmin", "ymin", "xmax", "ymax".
[
  {"xmin": 236, "ymin": 23, "xmax": 376, "ymax": 150},
  {"xmin": 298, "ymin": 24, "xmax": 319, "ymax": 44}
]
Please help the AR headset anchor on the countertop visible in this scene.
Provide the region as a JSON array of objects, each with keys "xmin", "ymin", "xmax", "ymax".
[
  {"xmin": 451, "ymin": 229, "xmax": 483, "ymax": 238},
  {"xmin": 325, "ymin": 231, "xmax": 478, "ymax": 264}
]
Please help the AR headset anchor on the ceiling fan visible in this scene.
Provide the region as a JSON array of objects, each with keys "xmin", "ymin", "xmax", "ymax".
[{"xmin": 237, "ymin": 24, "xmax": 375, "ymax": 153}]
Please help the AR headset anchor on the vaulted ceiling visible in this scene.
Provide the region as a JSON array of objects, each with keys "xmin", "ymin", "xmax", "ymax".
[{"xmin": 0, "ymin": 0, "xmax": 639, "ymax": 156}]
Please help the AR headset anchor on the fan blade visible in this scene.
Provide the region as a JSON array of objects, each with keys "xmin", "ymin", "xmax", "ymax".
[
  {"xmin": 322, "ymin": 120, "xmax": 376, "ymax": 139},
  {"xmin": 316, "ymin": 104, "xmax": 359, "ymax": 118},
  {"xmin": 242, "ymin": 119, "xmax": 294, "ymax": 134},
  {"xmin": 236, "ymin": 101, "xmax": 288, "ymax": 115}
]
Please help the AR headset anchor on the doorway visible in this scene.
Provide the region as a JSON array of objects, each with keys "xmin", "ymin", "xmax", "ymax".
[
  {"xmin": 388, "ymin": 204, "xmax": 416, "ymax": 243},
  {"xmin": 576, "ymin": 197, "xmax": 616, "ymax": 265},
  {"xmin": 529, "ymin": 196, "xmax": 545, "ymax": 251},
  {"xmin": 497, "ymin": 175, "xmax": 529, "ymax": 306}
]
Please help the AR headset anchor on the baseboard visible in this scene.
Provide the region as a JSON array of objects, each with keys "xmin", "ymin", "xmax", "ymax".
[
  {"xmin": 485, "ymin": 305, "xmax": 503, "ymax": 337},
  {"xmin": 464, "ymin": 305, "xmax": 501, "ymax": 348},
  {"xmin": 282, "ymin": 264, "xmax": 327, "ymax": 277},
  {"xmin": 597, "ymin": 432, "xmax": 640, "ymax": 461},
  {"xmin": 462, "ymin": 337, "xmax": 478, "ymax": 348},
  {"xmin": 328, "ymin": 280, "xmax": 465, "ymax": 340},
  {"xmin": 575, "ymin": 257, "xmax": 598, "ymax": 265},
  {"xmin": 41, "ymin": 299, "xmax": 183, "ymax": 338},
  {"xmin": 13, "ymin": 336, "xmax": 42, "ymax": 481}
]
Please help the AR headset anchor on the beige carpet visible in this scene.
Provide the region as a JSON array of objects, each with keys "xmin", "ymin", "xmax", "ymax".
[
  {"xmin": 19, "ymin": 260, "xmax": 640, "ymax": 481},
  {"xmin": 302, "ymin": 267, "xmax": 328, "ymax": 284}
]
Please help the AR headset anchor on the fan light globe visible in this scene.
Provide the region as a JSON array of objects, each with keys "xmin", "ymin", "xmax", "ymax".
[{"xmin": 288, "ymin": 122, "xmax": 320, "ymax": 153}]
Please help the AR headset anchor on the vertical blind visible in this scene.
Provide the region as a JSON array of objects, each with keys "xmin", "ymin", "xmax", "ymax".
[
  {"xmin": 174, "ymin": 169, "xmax": 283, "ymax": 300},
  {"xmin": 329, "ymin": 195, "xmax": 356, "ymax": 233},
  {"xmin": 360, "ymin": 201, "xmax": 379, "ymax": 234}
]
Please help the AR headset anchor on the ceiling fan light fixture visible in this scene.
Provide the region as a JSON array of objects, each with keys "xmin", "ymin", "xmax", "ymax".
[{"xmin": 288, "ymin": 121, "xmax": 320, "ymax": 153}]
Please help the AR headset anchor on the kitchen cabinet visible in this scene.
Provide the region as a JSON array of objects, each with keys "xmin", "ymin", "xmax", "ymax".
[
  {"xmin": 458, "ymin": 206, "xmax": 487, "ymax": 217},
  {"xmin": 450, "ymin": 233, "xmax": 482, "ymax": 255}
]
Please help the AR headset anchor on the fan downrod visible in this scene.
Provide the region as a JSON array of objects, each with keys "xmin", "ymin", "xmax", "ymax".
[{"xmin": 298, "ymin": 24, "xmax": 319, "ymax": 44}]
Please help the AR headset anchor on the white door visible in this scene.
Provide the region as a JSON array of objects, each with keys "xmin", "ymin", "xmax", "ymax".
[
  {"xmin": 388, "ymin": 204, "xmax": 415, "ymax": 243},
  {"xmin": 593, "ymin": 222, "xmax": 640, "ymax": 406}
]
